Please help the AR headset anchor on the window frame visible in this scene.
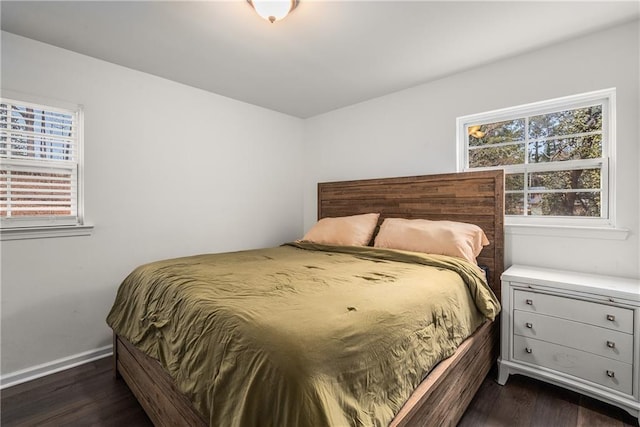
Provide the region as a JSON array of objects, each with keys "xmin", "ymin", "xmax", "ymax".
[
  {"xmin": 457, "ymin": 88, "xmax": 616, "ymax": 229},
  {"xmin": 0, "ymin": 90, "xmax": 91, "ymax": 240}
]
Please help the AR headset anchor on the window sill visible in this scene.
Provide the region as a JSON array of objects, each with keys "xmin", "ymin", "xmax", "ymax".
[
  {"xmin": 506, "ymin": 224, "xmax": 629, "ymax": 240},
  {"xmin": 0, "ymin": 224, "xmax": 94, "ymax": 241}
]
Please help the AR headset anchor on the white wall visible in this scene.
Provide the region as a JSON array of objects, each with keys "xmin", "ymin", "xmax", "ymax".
[
  {"xmin": 303, "ymin": 20, "xmax": 640, "ymax": 279},
  {"xmin": 1, "ymin": 32, "xmax": 304, "ymax": 376}
]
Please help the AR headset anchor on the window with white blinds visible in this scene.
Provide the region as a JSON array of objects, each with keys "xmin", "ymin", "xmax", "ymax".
[{"xmin": 1, "ymin": 98, "xmax": 83, "ymax": 228}]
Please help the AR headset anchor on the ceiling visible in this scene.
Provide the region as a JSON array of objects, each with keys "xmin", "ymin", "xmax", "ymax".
[{"xmin": 1, "ymin": 1, "xmax": 638, "ymax": 118}]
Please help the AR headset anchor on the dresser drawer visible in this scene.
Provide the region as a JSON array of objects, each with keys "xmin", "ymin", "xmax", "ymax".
[
  {"xmin": 513, "ymin": 335, "xmax": 633, "ymax": 395},
  {"xmin": 513, "ymin": 310, "xmax": 634, "ymax": 364},
  {"xmin": 513, "ymin": 289, "xmax": 633, "ymax": 334}
]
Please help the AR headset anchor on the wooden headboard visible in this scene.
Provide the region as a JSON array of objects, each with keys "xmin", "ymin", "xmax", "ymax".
[{"xmin": 317, "ymin": 170, "xmax": 504, "ymax": 297}]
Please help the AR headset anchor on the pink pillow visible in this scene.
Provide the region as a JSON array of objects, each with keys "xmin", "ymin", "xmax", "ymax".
[
  {"xmin": 374, "ymin": 218, "xmax": 489, "ymax": 264},
  {"xmin": 302, "ymin": 213, "xmax": 380, "ymax": 246}
]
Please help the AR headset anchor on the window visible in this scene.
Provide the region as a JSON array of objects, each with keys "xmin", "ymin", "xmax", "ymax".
[
  {"xmin": 1, "ymin": 96, "xmax": 84, "ymax": 230},
  {"xmin": 457, "ymin": 89, "xmax": 615, "ymax": 228}
]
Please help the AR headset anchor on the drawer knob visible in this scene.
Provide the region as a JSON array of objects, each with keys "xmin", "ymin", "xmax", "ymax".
[
  {"xmin": 525, "ymin": 347, "xmax": 533, "ymax": 354},
  {"xmin": 606, "ymin": 341, "xmax": 616, "ymax": 349},
  {"xmin": 525, "ymin": 322, "xmax": 533, "ymax": 329},
  {"xmin": 525, "ymin": 299, "xmax": 533, "ymax": 305},
  {"xmin": 606, "ymin": 370, "xmax": 615, "ymax": 378},
  {"xmin": 606, "ymin": 314, "xmax": 615, "ymax": 322}
]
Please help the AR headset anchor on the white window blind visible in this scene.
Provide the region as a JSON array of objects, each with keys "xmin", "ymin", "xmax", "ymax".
[{"xmin": 1, "ymin": 98, "xmax": 82, "ymax": 228}]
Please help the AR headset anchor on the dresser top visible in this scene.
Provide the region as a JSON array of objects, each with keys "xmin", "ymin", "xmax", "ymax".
[{"xmin": 502, "ymin": 265, "xmax": 640, "ymax": 303}]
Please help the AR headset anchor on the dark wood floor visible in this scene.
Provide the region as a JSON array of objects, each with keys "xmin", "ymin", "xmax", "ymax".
[
  {"xmin": 1, "ymin": 357, "xmax": 637, "ymax": 426},
  {"xmin": 459, "ymin": 368, "xmax": 638, "ymax": 427}
]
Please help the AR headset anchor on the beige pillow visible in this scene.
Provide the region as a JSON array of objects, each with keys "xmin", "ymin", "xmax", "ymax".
[
  {"xmin": 301, "ymin": 213, "xmax": 380, "ymax": 246},
  {"xmin": 374, "ymin": 218, "xmax": 489, "ymax": 264}
]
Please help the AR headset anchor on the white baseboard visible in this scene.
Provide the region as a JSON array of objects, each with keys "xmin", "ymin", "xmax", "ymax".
[{"xmin": 1, "ymin": 345, "xmax": 113, "ymax": 389}]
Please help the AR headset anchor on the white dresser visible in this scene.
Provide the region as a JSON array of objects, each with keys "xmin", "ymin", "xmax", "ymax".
[{"xmin": 498, "ymin": 265, "xmax": 640, "ymax": 419}]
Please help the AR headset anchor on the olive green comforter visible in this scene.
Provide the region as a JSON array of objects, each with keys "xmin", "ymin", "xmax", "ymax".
[{"xmin": 106, "ymin": 242, "xmax": 500, "ymax": 427}]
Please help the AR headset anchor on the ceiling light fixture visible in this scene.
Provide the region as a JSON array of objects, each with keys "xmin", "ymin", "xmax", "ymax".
[{"xmin": 247, "ymin": 0, "xmax": 299, "ymax": 23}]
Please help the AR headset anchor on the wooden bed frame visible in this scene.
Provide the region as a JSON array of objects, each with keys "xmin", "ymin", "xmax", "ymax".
[{"xmin": 113, "ymin": 170, "xmax": 504, "ymax": 426}]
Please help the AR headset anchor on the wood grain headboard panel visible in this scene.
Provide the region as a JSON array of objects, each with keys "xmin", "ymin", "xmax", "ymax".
[{"xmin": 317, "ymin": 170, "xmax": 504, "ymax": 297}]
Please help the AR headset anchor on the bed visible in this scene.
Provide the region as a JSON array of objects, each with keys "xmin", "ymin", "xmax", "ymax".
[{"xmin": 109, "ymin": 170, "xmax": 504, "ymax": 427}]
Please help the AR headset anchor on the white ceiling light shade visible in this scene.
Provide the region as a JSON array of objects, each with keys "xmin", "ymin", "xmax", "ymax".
[{"xmin": 247, "ymin": 0, "xmax": 299, "ymax": 23}]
